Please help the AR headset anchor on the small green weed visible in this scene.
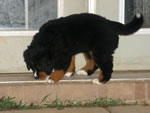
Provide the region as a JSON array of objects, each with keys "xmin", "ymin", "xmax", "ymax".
[
  {"xmin": 83, "ymin": 97, "xmax": 124, "ymax": 107},
  {"xmin": 0, "ymin": 96, "xmax": 124, "ymax": 111},
  {"xmin": 40, "ymin": 96, "xmax": 124, "ymax": 108},
  {"xmin": 40, "ymin": 93, "xmax": 51, "ymax": 105},
  {"xmin": 0, "ymin": 97, "xmax": 40, "ymax": 111}
]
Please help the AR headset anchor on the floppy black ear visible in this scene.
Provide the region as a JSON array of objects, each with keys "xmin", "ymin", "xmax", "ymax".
[
  {"xmin": 27, "ymin": 64, "xmax": 31, "ymax": 70},
  {"xmin": 23, "ymin": 49, "xmax": 32, "ymax": 71}
]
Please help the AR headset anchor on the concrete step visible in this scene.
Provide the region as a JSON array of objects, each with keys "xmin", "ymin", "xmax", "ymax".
[{"xmin": 0, "ymin": 71, "xmax": 150, "ymax": 105}]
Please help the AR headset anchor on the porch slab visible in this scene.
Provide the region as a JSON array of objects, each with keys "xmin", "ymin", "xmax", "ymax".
[
  {"xmin": 0, "ymin": 70, "xmax": 150, "ymax": 82},
  {"xmin": 0, "ymin": 71, "xmax": 150, "ymax": 105}
]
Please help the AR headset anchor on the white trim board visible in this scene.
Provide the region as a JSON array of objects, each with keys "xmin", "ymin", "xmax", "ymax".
[
  {"xmin": 25, "ymin": 0, "xmax": 29, "ymax": 30},
  {"xmin": 88, "ymin": 0, "xmax": 96, "ymax": 13},
  {"xmin": 57, "ymin": 0, "xmax": 64, "ymax": 17},
  {"xmin": 0, "ymin": 31, "xmax": 38, "ymax": 36}
]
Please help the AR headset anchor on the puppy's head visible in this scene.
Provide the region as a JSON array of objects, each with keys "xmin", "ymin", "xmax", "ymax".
[
  {"xmin": 32, "ymin": 56, "xmax": 54, "ymax": 79},
  {"xmin": 23, "ymin": 49, "xmax": 53, "ymax": 79}
]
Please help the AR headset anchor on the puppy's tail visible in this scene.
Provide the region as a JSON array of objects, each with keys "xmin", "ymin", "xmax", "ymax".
[{"xmin": 111, "ymin": 13, "xmax": 144, "ymax": 35}]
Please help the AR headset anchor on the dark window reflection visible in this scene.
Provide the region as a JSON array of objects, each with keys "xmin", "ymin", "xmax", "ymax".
[{"xmin": 125, "ymin": 0, "xmax": 150, "ymax": 28}]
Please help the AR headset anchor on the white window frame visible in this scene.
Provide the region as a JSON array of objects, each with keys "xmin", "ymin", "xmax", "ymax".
[
  {"xmin": 88, "ymin": 0, "xmax": 96, "ymax": 13},
  {"xmin": 119, "ymin": 0, "xmax": 150, "ymax": 35},
  {"xmin": 0, "ymin": 0, "xmax": 64, "ymax": 36}
]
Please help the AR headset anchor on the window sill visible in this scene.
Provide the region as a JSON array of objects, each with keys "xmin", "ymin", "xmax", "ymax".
[
  {"xmin": 0, "ymin": 31, "xmax": 38, "ymax": 37},
  {"xmin": 134, "ymin": 29, "xmax": 150, "ymax": 35}
]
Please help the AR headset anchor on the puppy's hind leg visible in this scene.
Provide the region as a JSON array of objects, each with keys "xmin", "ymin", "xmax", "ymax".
[
  {"xmin": 76, "ymin": 52, "xmax": 98, "ymax": 76},
  {"xmin": 92, "ymin": 51, "xmax": 113, "ymax": 84},
  {"xmin": 65, "ymin": 56, "xmax": 75, "ymax": 77}
]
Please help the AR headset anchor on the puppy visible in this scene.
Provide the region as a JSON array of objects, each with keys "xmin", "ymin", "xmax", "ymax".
[{"xmin": 24, "ymin": 13, "xmax": 143, "ymax": 84}]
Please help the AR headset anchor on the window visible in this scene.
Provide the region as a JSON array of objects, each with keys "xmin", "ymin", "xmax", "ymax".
[
  {"xmin": 125, "ymin": 0, "xmax": 150, "ymax": 28},
  {"xmin": 0, "ymin": 0, "xmax": 57, "ymax": 31}
]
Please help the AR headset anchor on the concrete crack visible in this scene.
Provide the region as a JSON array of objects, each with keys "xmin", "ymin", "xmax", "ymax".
[{"xmin": 104, "ymin": 107, "xmax": 112, "ymax": 113}]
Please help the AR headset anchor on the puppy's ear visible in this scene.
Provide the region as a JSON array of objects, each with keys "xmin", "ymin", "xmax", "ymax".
[{"xmin": 23, "ymin": 49, "xmax": 32, "ymax": 71}]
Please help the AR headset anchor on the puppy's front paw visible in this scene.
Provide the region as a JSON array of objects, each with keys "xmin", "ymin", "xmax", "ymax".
[
  {"xmin": 92, "ymin": 79, "xmax": 102, "ymax": 85},
  {"xmin": 47, "ymin": 79, "xmax": 55, "ymax": 84},
  {"xmin": 65, "ymin": 72, "xmax": 73, "ymax": 77},
  {"xmin": 76, "ymin": 70, "xmax": 88, "ymax": 75}
]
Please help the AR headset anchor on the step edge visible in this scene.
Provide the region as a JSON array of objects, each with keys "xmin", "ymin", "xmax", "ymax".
[{"xmin": 0, "ymin": 78, "xmax": 150, "ymax": 84}]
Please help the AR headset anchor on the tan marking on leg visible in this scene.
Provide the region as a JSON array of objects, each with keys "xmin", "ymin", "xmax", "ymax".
[
  {"xmin": 49, "ymin": 70, "xmax": 65, "ymax": 82},
  {"xmin": 81, "ymin": 53, "xmax": 95, "ymax": 72},
  {"xmin": 39, "ymin": 72, "xmax": 47, "ymax": 80},
  {"xmin": 98, "ymin": 70, "xmax": 104, "ymax": 82},
  {"xmin": 98, "ymin": 70, "xmax": 107, "ymax": 84},
  {"xmin": 66, "ymin": 56, "xmax": 75, "ymax": 73}
]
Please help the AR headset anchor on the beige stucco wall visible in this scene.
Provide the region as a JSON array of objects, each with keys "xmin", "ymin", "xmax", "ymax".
[
  {"xmin": 114, "ymin": 35, "xmax": 150, "ymax": 70},
  {"xmin": 0, "ymin": 36, "xmax": 32, "ymax": 72},
  {"xmin": 0, "ymin": 0, "xmax": 150, "ymax": 73},
  {"xmin": 64, "ymin": 0, "xmax": 88, "ymax": 16},
  {"xmin": 96, "ymin": 0, "xmax": 119, "ymax": 21}
]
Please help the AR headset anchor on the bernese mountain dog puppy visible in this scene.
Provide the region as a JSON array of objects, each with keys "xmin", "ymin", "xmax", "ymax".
[{"xmin": 24, "ymin": 13, "xmax": 143, "ymax": 84}]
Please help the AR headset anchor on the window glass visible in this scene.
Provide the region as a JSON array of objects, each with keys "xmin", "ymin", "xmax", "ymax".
[
  {"xmin": 0, "ymin": 0, "xmax": 25, "ymax": 30},
  {"xmin": 125, "ymin": 0, "xmax": 150, "ymax": 28},
  {"xmin": 28, "ymin": 0, "xmax": 57, "ymax": 30},
  {"xmin": 0, "ymin": 0, "xmax": 57, "ymax": 30}
]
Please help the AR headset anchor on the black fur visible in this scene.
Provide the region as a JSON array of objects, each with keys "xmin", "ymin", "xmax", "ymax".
[{"xmin": 24, "ymin": 13, "xmax": 143, "ymax": 82}]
